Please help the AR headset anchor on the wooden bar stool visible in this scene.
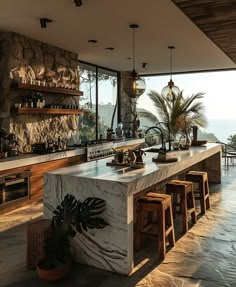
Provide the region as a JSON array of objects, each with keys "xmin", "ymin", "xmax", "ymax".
[
  {"xmin": 134, "ymin": 192, "xmax": 175, "ymax": 260},
  {"xmin": 166, "ymin": 180, "xmax": 197, "ymax": 233},
  {"xmin": 185, "ymin": 171, "xmax": 211, "ymax": 214}
]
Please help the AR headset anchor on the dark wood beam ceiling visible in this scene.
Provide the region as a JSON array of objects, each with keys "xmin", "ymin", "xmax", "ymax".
[{"xmin": 171, "ymin": 0, "xmax": 236, "ymax": 64}]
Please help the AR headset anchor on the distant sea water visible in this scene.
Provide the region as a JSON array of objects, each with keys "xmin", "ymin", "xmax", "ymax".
[{"xmin": 204, "ymin": 119, "xmax": 236, "ymax": 143}]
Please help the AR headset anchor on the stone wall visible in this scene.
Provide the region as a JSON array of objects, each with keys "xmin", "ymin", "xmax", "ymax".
[
  {"xmin": 120, "ymin": 71, "xmax": 139, "ymax": 138},
  {"xmin": 0, "ymin": 31, "xmax": 81, "ymax": 152}
]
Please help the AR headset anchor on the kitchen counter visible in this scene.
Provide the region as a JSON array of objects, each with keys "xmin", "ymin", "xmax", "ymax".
[
  {"xmin": 0, "ymin": 138, "xmax": 144, "ymax": 172},
  {"xmin": 44, "ymin": 143, "xmax": 222, "ymax": 275},
  {"xmin": 0, "ymin": 148, "xmax": 85, "ymax": 172}
]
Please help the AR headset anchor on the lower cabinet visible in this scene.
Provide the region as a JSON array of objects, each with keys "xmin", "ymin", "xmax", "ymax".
[{"xmin": 0, "ymin": 154, "xmax": 85, "ymax": 214}]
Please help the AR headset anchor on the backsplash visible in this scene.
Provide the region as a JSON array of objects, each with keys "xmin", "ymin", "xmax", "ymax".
[{"xmin": 0, "ymin": 31, "xmax": 82, "ymax": 152}]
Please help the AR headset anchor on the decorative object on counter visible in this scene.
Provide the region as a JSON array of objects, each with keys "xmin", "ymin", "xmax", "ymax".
[
  {"xmin": 172, "ymin": 141, "xmax": 180, "ymax": 150},
  {"xmin": 152, "ymin": 150, "xmax": 178, "ymax": 163},
  {"xmin": 6, "ymin": 133, "xmax": 19, "ymax": 156},
  {"xmin": 192, "ymin": 125, "xmax": 198, "ymax": 141},
  {"xmin": 179, "ymin": 134, "xmax": 191, "ymax": 149},
  {"xmin": 113, "ymin": 148, "xmax": 127, "ymax": 164},
  {"xmin": 191, "ymin": 140, "xmax": 207, "ymax": 146},
  {"xmin": 127, "ymin": 149, "xmax": 136, "ymax": 163},
  {"xmin": 137, "ymin": 128, "xmax": 144, "ymax": 138},
  {"xmin": 36, "ymin": 194, "xmax": 108, "ymax": 282},
  {"xmin": 116, "ymin": 122, "xmax": 124, "ymax": 138},
  {"xmin": 106, "ymin": 128, "xmax": 113, "ymax": 140},
  {"xmin": 161, "ymin": 46, "xmax": 180, "ymax": 97},
  {"xmin": 133, "ymin": 149, "xmax": 145, "ymax": 164},
  {"xmin": 124, "ymin": 24, "xmax": 146, "ymax": 98}
]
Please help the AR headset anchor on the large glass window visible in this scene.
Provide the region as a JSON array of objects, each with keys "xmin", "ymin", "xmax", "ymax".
[
  {"xmin": 137, "ymin": 70, "xmax": 236, "ymax": 143},
  {"xmin": 79, "ymin": 62, "xmax": 118, "ymax": 142}
]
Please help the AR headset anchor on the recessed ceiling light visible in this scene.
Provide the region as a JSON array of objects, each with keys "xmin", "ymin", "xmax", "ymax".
[
  {"xmin": 40, "ymin": 18, "xmax": 53, "ymax": 28},
  {"xmin": 88, "ymin": 39, "xmax": 97, "ymax": 43},
  {"xmin": 105, "ymin": 47, "xmax": 114, "ymax": 50},
  {"xmin": 74, "ymin": 0, "xmax": 82, "ymax": 7}
]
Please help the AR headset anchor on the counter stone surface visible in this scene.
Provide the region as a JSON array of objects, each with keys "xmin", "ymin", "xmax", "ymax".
[
  {"xmin": 44, "ymin": 143, "xmax": 222, "ymax": 275},
  {"xmin": 0, "ymin": 138, "xmax": 144, "ymax": 172},
  {"xmin": 0, "ymin": 148, "xmax": 85, "ymax": 171}
]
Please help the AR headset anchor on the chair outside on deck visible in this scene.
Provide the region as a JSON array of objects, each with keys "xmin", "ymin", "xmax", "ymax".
[{"xmin": 217, "ymin": 141, "xmax": 236, "ymax": 169}]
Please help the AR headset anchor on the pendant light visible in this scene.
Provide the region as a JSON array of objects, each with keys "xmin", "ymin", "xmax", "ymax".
[
  {"xmin": 161, "ymin": 46, "xmax": 180, "ymax": 97},
  {"xmin": 126, "ymin": 24, "xmax": 146, "ymax": 98}
]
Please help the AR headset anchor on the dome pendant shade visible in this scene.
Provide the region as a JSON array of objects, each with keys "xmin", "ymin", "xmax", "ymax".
[
  {"xmin": 161, "ymin": 79, "xmax": 180, "ymax": 97},
  {"xmin": 125, "ymin": 24, "xmax": 146, "ymax": 98},
  {"xmin": 161, "ymin": 46, "xmax": 180, "ymax": 97},
  {"xmin": 129, "ymin": 69, "xmax": 146, "ymax": 98}
]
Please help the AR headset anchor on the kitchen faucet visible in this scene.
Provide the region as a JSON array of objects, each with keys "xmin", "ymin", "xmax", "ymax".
[
  {"xmin": 155, "ymin": 122, "xmax": 171, "ymax": 151},
  {"xmin": 145, "ymin": 126, "xmax": 166, "ymax": 151}
]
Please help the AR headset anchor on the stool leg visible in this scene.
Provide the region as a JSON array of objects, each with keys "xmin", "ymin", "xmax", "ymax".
[
  {"xmin": 134, "ymin": 206, "xmax": 145, "ymax": 251},
  {"xmin": 158, "ymin": 205, "xmax": 166, "ymax": 260},
  {"xmin": 189, "ymin": 190, "xmax": 197, "ymax": 224},
  {"xmin": 205, "ymin": 180, "xmax": 211, "ymax": 210},
  {"xmin": 199, "ymin": 181, "xmax": 206, "ymax": 214},
  {"xmin": 181, "ymin": 192, "xmax": 188, "ymax": 233},
  {"xmin": 166, "ymin": 206, "xmax": 175, "ymax": 247}
]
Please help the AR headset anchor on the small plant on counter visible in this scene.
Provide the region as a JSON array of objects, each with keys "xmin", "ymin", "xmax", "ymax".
[
  {"xmin": 113, "ymin": 148, "xmax": 127, "ymax": 163},
  {"xmin": 37, "ymin": 194, "xmax": 108, "ymax": 282}
]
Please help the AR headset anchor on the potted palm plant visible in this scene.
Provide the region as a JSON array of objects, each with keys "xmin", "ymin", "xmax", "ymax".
[
  {"xmin": 36, "ymin": 194, "xmax": 108, "ymax": 282},
  {"xmin": 138, "ymin": 90, "xmax": 208, "ymax": 143}
]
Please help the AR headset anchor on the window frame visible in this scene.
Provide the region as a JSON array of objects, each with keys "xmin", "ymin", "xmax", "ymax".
[{"xmin": 79, "ymin": 60, "xmax": 120, "ymax": 141}]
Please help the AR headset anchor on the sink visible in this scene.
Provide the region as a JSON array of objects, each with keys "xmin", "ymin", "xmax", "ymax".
[{"xmin": 144, "ymin": 148, "xmax": 161, "ymax": 153}]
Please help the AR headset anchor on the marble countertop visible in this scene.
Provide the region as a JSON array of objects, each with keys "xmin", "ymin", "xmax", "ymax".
[
  {"xmin": 47, "ymin": 143, "xmax": 221, "ymax": 185},
  {"xmin": 44, "ymin": 142, "xmax": 222, "ymax": 275}
]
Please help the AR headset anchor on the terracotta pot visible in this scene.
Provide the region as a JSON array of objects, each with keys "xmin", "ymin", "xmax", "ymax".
[{"xmin": 36, "ymin": 257, "xmax": 72, "ymax": 282}]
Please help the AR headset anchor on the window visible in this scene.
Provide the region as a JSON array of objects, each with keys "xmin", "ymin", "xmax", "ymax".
[{"xmin": 79, "ymin": 62, "xmax": 118, "ymax": 142}]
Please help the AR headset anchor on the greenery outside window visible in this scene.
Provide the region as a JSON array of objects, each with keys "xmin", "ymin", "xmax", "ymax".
[{"xmin": 79, "ymin": 62, "xmax": 118, "ymax": 142}]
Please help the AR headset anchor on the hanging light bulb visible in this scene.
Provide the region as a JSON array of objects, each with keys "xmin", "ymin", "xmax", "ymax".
[
  {"xmin": 125, "ymin": 24, "xmax": 146, "ymax": 98},
  {"xmin": 161, "ymin": 46, "xmax": 180, "ymax": 97}
]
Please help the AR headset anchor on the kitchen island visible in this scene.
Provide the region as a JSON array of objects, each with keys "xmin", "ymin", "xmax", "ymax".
[{"xmin": 43, "ymin": 143, "xmax": 221, "ymax": 275}]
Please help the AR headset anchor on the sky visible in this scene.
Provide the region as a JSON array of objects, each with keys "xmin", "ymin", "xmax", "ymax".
[{"xmin": 137, "ymin": 70, "xmax": 236, "ymax": 120}]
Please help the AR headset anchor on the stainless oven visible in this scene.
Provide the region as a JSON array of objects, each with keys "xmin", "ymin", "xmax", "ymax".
[{"xmin": 0, "ymin": 170, "xmax": 30, "ymax": 206}]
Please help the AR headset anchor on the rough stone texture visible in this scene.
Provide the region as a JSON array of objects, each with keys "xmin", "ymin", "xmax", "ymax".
[
  {"xmin": 120, "ymin": 71, "xmax": 138, "ymax": 137},
  {"xmin": 1, "ymin": 163, "xmax": 236, "ymax": 286},
  {"xmin": 0, "ymin": 31, "xmax": 81, "ymax": 151}
]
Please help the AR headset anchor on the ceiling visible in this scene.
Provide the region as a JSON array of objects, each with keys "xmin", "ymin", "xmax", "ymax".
[{"xmin": 0, "ymin": 0, "xmax": 235, "ymax": 74}]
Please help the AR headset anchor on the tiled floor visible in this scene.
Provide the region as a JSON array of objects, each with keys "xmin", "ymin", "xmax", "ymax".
[{"xmin": 1, "ymin": 164, "xmax": 236, "ymax": 287}]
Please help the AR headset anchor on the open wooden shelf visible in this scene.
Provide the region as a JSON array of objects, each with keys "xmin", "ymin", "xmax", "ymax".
[
  {"xmin": 14, "ymin": 83, "xmax": 83, "ymax": 97},
  {"xmin": 15, "ymin": 107, "xmax": 84, "ymax": 115}
]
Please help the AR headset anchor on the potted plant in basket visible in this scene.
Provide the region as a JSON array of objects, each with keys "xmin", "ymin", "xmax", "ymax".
[{"xmin": 37, "ymin": 194, "xmax": 108, "ymax": 282}]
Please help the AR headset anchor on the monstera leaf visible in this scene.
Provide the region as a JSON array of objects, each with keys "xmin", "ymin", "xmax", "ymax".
[
  {"xmin": 53, "ymin": 194, "xmax": 78, "ymax": 235},
  {"xmin": 74, "ymin": 197, "xmax": 108, "ymax": 233},
  {"xmin": 42, "ymin": 194, "xmax": 108, "ymax": 269}
]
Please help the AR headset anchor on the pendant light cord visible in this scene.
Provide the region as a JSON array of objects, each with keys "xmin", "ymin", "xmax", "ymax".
[
  {"xmin": 170, "ymin": 47, "xmax": 172, "ymax": 81},
  {"xmin": 133, "ymin": 27, "xmax": 135, "ymax": 72}
]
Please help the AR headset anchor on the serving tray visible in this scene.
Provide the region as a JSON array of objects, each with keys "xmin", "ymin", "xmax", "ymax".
[
  {"xmin": 152, "ymin": 157, "xmax": 178, "ymax": 163},
  {"xmin": 106, "ymin": 161, "xmax": 129, "ymax": 167}
]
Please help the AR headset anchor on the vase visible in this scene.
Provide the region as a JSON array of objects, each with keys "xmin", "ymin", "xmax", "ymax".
[{"xmin": 179, "ymin": 134, "xmax": 191, "ymax": 149}]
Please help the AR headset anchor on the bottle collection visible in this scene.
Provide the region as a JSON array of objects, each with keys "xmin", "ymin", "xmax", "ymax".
[{"xmin": 14, "ymin": 92, "xmax": 80, "ymax": 110}]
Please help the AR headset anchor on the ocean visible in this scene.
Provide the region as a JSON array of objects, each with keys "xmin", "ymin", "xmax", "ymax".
[{"xmin": 204, "ymin": 119, "xmax": 236, "ymax": 143}]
